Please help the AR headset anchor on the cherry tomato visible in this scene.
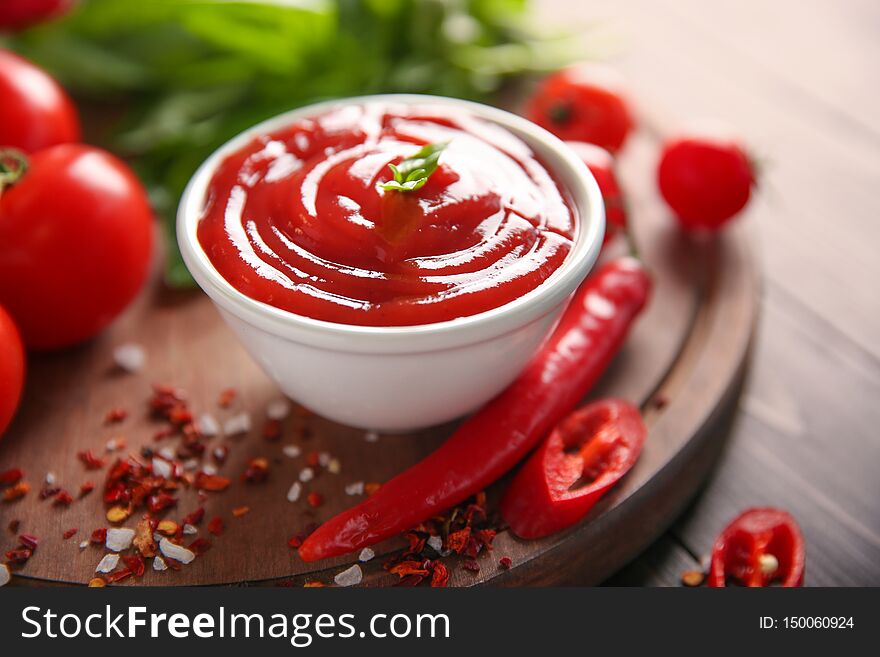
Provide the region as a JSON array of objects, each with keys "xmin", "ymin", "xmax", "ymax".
[
  {"xmin": 567, "ymin": 141, "xmax": 627, "ymax": 244},
  {"xmin": 658, "ymin": 126, "xmax": 755, "ymax": 231},
  {"xmin": 0, "ymin": 49, "xmax": 80, "ymax": 154},
  {"xmin": 0, "ymin": 0, "xmax": 73, "ymax": 32},
  {"xmin": 0, "ymin": 144, "xmax": 154, "ymax": 350},
  {"xmin": 0, "ymin": 304, "xmax": 25, "ymax": 438},
  {"xmin": 528, "ymin": 64, "xmax": 634, "ymax": 153}
]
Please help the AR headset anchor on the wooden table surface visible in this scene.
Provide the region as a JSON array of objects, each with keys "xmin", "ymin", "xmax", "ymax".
[{"xmin": 535, "ymin": 0, "xmax": 880, "ymax": 586}]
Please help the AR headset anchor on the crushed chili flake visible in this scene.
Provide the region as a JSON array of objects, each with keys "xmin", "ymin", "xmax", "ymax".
[
  {"xmin": 106, "ymin": 505, "xmax": 132, "ymax": 523},
  {"xmin": 157, "ymin": 519, "xmax": 179, "ymax": 536},
  {"xmin": 123, "ymin": 555, "xmax": 146, "ymax": 578},
  {"xmin": 195, "ymin": 472, "xmax": 230, "ymax": 491},
  {"xmin": 146, "ymin": 492, "xmax": 177, "ymax": 514},
  {"xmin": 79, "ymin": 481, "xmax": 95, "ymax": 497},
  {"xmin": 306, "ymin": 451, "xmax": 320, "ymax": 467},
  {"xmin": 388, "ymin": 560, "xmax": 431, "ymax": 578},
  {"xmin": 88, "ymin": 577, "xmax": 107, "ymax": 587},
  {"xmin": 241, "ymin": 457, "xmax": 269, "ymax": 484},
  {"xmin": 499, "ymin": 556, "xmax": 512, "ymax": 569},
  {"xmin": 183, "ymin": 508, "xmax": 205, "ymax": 526},
  {"xmin": 303, "ymin": 581, "xmax": 325, "ymax": 588},
  {"xmin": 306, "ymin": 492, "xmax": 324, "ymax": 508},
  {"xmin": 232, "ymin": 506, "xmax": 250, "ymax": 518},
  {"xmin": 104, "ymin": 408, "xmax": 128, "ymax": 425},
  {"xmin": 105, "ymin": 568, "xmax": 133, "ymax": 584},
  {"xmin": 134, "ymin": 517, "xmax": 157, "ymax": 557},
  {"xmin": 207, "ymin": 517, "xmax": 224, "ymax": 536},
  {"xmin": 5, "ymin": 548, "xmax": 33, "ymax": 564},
  {"xmin": 90, "ymin": 528, "xmax": 108, "ymax": 544},
  {"xmin": 462, "ymin": 558, "xmax": 480, "ymax": 573},
  {"xmin": 263, "ymin": 419, "xmax": 282, "ymax": 442},
  {"xmin": 430, "ymin": 562, "xmax": 450, "ymax": 587},
  {"xmin": 681, "ymin": 570, "xmax": 706, "ymax": 587},
  {"xmin": 364, "ymin": 482, "xmax": 382, "ymax": 496},
  {"xmin": 77, "ymin": 449, "xmax": 106, "ymax": 470},
  {"xmin": 218, "ymin": 388, "xmax": 237, "ymax": 408},
  {"xmin": 54, "ymin": 489, "xmax": 74, "ymax": 506},
  {"xmin": 0, "ymin": 468, "xmax": 23, "ymax": 485},
  {"xmin": 18, "ymin": 534, "xmax": 39, "ymax": 550},
  {"xmin": 187, "ymin": 538, "xmax": 212, "ymax": 555},
  {"xmin": 2, "ymin": 481, "xmax": 30, "ymax": 502},
  {"xmin": 446, "ymin": 527, "xmax": 471, "ymax": 554}
]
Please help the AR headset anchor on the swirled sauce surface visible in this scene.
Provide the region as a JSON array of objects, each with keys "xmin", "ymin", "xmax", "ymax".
[{"xmin": 197, "ymin": 103, "xmax": 578, "ymax": 326}]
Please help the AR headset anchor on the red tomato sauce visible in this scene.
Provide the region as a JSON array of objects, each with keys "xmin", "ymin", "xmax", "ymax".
[{"xmin": 196, "ymin": 103, "xmax": 578, "ymax": 326}]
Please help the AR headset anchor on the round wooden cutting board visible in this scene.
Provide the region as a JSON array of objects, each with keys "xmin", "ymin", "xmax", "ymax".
[{"xmin": 0, "ymin": 131, "xmax": 759, "ymax": 587}]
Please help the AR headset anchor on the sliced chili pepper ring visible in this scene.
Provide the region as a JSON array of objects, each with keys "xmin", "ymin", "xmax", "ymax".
[
  {"xmin": 500, "ymin": 398, "xmax": 646, "ymax": 539},
  {"xmin": 707, "ymin": 508, "xmax": 804, "ymax": 587}
]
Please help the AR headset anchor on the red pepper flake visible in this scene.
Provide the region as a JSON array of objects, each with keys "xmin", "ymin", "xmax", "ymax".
[
  {"xmin": 146, "ymin": 492, "xmax": 177, "ymax": 513},
  {"xmin": 2, "ymin": 481, "xmax": 30, "ymax": 502},
  {"xmin": 474, "ymin": 528, "xmax": 496, "ymax": 550},
  {"xmin": 263, "ymin": 419, "xmax": 282, "ymax": 442},
  {"xmin": 232, "ymin": 506, "xmax": 250, "ymax": 518},
  {"xmin": 39, "ymin": 484, "xmax": 61, "ymax": 500},
  {"xmin": 104, "ymin": 568, "xmax": 133, "ymax": 584},
  {"xmin": 8, "ymin": 519, "xmax": 20, "ymax": 533},
  {"xmin": 123, "ymin": 555, "xmax": 146, "ymax": 578},
  {"xmin": 77, "ymin": 450, "xmax": 105, "ymax": 470},
  {"xmin": 18, "ymin": 534, "xmax": 39, "ymax": 550},
  {"xmin": 183, "ymin": 508, "xmax": 205, "ymax": 526},
  {"xmin": 389, "ymin": 560, "xmax": 430, "ymax": 578},
  {"xmin": 104, "ymin": 408, "xmax": 128, "ymax": 424},
  {"xmin": 306, "ymin": 492, "xmax": 324, "ymax": 508},
  {"xmin": 134, "ymin": 516, "xmax": 157, "ymax": 557},
  {"xmin": 499, "ymin": 556, "xmax": 512, "ymax": 569},
  {"xmin": 462, "ymin": 558, "xmax": 480, "ymax": 573},
  {"xmin": 195, "ymin": 472, "xmax": 230, "ymax": 491},
  {"xmin": 188, "ymin": 538, "xmax": 212, "ymax": 555},
  {"xmin": 79, "ymin": 481, "xmax": 95, "ymax": 497},
  {"xmin": 364, "ymin": 482, "xmax": 382, "ymax": 496},
  {"xmin": 207, "ymin": 517, "xmax": 224, "ymax": 536},
  {"xmin": 241, "ymin": 457, "xmax": 269, "ymax": 484},
  {"xmin": 218, "ymin": 387, "xmax": 237, "ymax": 408},
  {"xmin": 446, "ymin": 527, "xmax": 471, "ymax": 554},
  {"xmin": 306, "ymin": 450, "xmax": 320, "ymax": 467},
  {"xmin": 681, "ymin": 570, "xmax": 706, "ymax": 587},
  {"xmin": 54, "ymin": 489, "xmax": 74, "ymax": 506},
  {"xmin": 287, "ymin": 534, "xmax": 304, "ymax": 549},
  {"xmin": 404, "ymin": 531, "xmax": 427, "ymax": 555},
  {"xmin": 303, "ymin": 580, "xmax": 325, "ymax": 588},
  {"xmin": 0, "ymin": 468, "xmax": 23, "ymax": 485},
  {"xmin": 5, "ymin": 548, "xmax": 33, "ymax": 564},
  {"xmin": 90, "ymin": 528, "xmax": 107, "ymax": 544},
  {"xmin": 430, "ymin": 562, "xmax": 449, "ymax": 587}
]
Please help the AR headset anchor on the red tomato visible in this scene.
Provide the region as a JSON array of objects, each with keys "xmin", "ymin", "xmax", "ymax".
[
  {"xmin": 528, "ymin": 64, "xmax": 634, "ymax": 153},
  {"xmin": 0, "ymin": 304, "xmax": 25, "ymax": 438},
  {"xmin": 0, "ymin": 144, "xmax": 154, "ymax": 350},
  {"xmin": 658, "ymin": 126, "xmax": 754, "ymax": 231},
  {"xmin": 0, "ymin": 49, "xmax": 80, "ymax": 154},
  {"xmin": 567, "ymin": 141, "xmax": 627, "ymax": 244},
  {"xmin": 0, "ymin": 0, "xmax": 73, "ymax": 32}
]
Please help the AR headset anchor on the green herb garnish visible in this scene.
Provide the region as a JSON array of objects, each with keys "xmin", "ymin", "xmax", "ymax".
[{"xmin": 380, "ymin": 142, "xmax": 448, "ymax": 192}]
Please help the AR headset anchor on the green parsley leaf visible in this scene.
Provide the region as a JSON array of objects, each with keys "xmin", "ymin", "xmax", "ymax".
[{"xmin": 380, "ymin": 142, "xmax": 448, "ymax": 192}]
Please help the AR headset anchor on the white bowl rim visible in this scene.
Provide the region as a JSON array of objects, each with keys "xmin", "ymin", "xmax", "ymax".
[{"xmin": 177, "ymin": 93, "xmax": 605, "ymax": 354}]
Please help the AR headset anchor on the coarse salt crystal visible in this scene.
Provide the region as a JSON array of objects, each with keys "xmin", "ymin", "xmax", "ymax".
[
  {"xmin": 333, "ymin": 564, "xmax": 363, "ymax": 587},
  {"xmin": 327, "ymin": 458, "xmax": 341, "ymax": 474},
  {"xmin": 45, "ymin": 472, "xmax": 56, "ymax": 485},
  {"xmin": 345, "ymin": 481, "xmax": 364, "ymax": 496},
  {"xmin": 96, "ymin": 553, "xmax": 120, "ymax": 573},
  {"xmin": 359, "ymin": 548, "xmax": 375, "ymax": 562},
  {"xmin": 0, "ymin": 564, "xmax": 10, "ymax": 587},
  {"xmin": 299, "ymin": 467, "xmax": 314, "ymax": 483},
  {"xmin": 158, "ymin": 446, "xmax": 176, "ymax": 461},
  {"xmin": 183, "ymin": 524, "xmax": 198, "ymax": 535},
  {"xmin": 282, "ymin": 444, "xmax": 301, "ymax": 458},
  {"xmin": 266, "ymin": 399, "xmax": 291, "ymax": 421},
  {"xmin": 106, "ymin": 528, "xmax": 135, "ymax": 552},
  {"xmin": 79, "ymin": 541, "xmax": 89, "ymax": 549},
  {"xmin": 113, "ymin": 343, "xmax": 146, "ymax": 373},
  {"xmin": 427, "ymin": 535, "xmax": 443, "ymax": 552},
  {"xmin": 152, "ymin": 556, "xmax": 168, "ymax": 572},
  {"xmin": 364, "ymin": 430, "xmax": 379, "ymax": 443},
  {"xmin": 152, "ymin": 458, "xmax": 173, "ymax": 479},
  {"xmin": 224, "ymin": 412, "xmax": 251, "ymax": 435},
  {"xmin": 105, "ymin": 437, "xmax": 122, "ymax": 452},
  {"xmin": 287, "ymin": 482, "xmax": 302, "ymax": 503},
  {"xmin": 202, "ymin": 463, "xmax": 217, "ymax": 476},
  {"xmin": 199, "ymin": 413, "xmax": 220, "ymax": 437},
  {"xmin": 318, "ymin": 451, "xmax": 331, "ymax": 467},
  {"xmin": 159, "ymin": 538, "xmax": 195, "ymax": 565}
]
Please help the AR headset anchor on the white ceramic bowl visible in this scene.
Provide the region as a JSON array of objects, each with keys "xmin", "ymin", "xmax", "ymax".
[{"xmin": 177, "ymin": 94, "xmax": 604, "ymax": 432}]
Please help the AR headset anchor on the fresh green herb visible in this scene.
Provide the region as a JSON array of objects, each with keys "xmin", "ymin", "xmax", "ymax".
[
  {"xmin": 4, "ymin": 0, "xmax": 576, "ymax": 287},
  {"xmin": 381, "ymin": 142, "xmax": 447, "ymax": 192}
]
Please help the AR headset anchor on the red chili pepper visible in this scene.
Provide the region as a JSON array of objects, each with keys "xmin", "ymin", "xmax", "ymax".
[
  {"xmin": 500, "ymin": 399, "xmax": 646, "ymax": 538},
  {"xmin": 708, "ymin": 508, "xmax": 805, "ymax": 587},
  {"xmin": 299, "ymin": 257, "xmax": 651, "ymax": 561}
]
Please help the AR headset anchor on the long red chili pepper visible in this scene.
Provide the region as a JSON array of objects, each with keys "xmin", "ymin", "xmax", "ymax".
[
  {"xmin": 298, "ymin": 257, "xmax": 652, "ymax": 561},
  {"xmin": 708, "ymin": 508, "xmax": 805, "ymax": 587},
  {"xmin": 500, "ymin": 398, "xmax": 647, "ymax": 539}
]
